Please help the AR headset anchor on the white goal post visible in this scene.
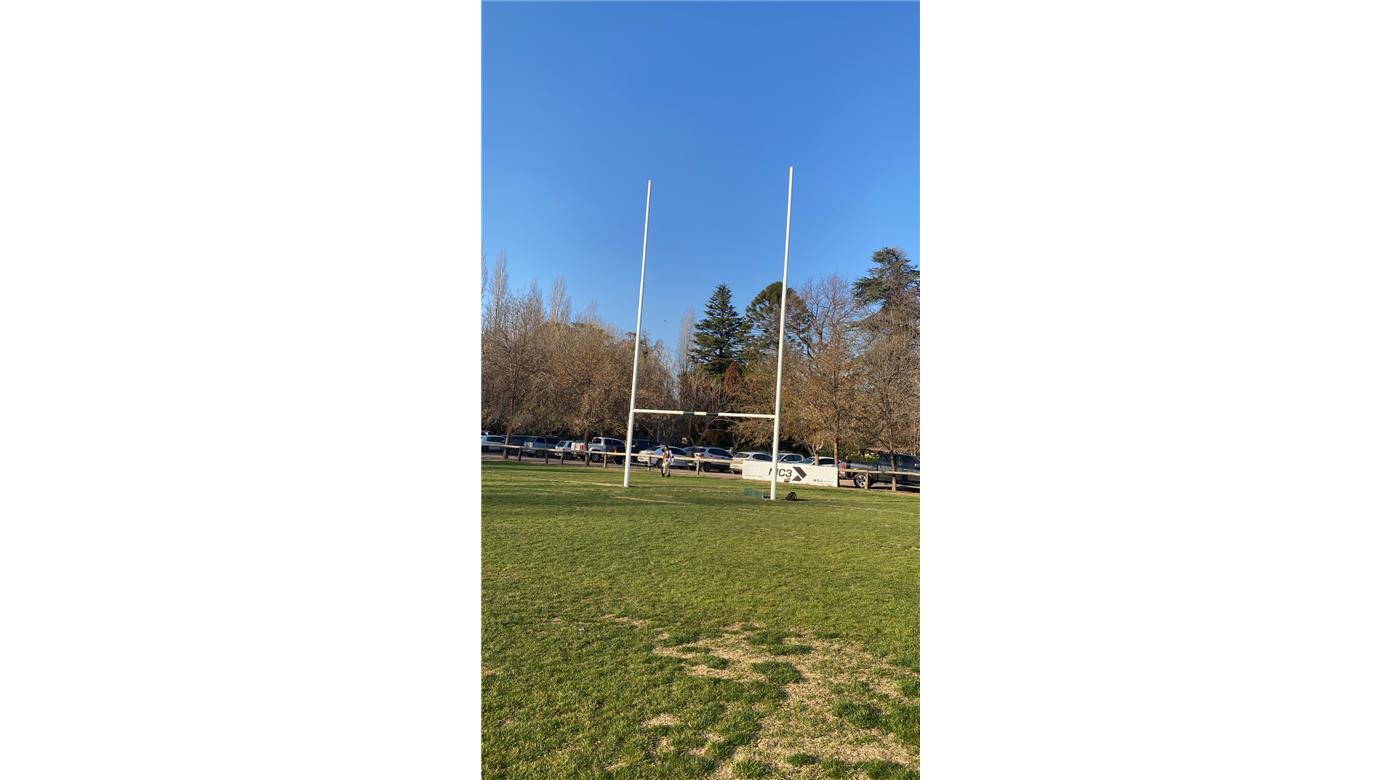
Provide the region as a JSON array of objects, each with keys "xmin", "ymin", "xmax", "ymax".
[{"xmin": 622, "ymin": 167, "xmax": 795, "ymax": 501}]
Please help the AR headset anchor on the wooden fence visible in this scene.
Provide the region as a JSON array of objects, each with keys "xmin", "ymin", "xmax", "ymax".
[{"xmin": 479, "ymin": 443, "xmax": 919, "ymax": 491}]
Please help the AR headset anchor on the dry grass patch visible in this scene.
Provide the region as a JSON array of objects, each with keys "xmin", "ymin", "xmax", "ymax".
[
  {"xmin": 716, "ymin": 631, "xmax": 918, "ymax": 777},
  {"xmin": 644, "ymin": 713, "xmax": 680, "ymax": 728},
  {"xmin": 612, "ymin": 616, "xmax": 919, "ymax": 777}
]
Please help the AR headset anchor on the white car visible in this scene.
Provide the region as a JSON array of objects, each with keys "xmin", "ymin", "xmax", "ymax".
[
  {"xmin": 480, "ymin": 435, "xmax": 506, "ymax": 453},
  {"xmin": 688, "ymin": 447, "xmax": 732, "ymax": 472},
  {"xmin": 638, "ymin": 444, "xmax": 686, "ymax": 466},
  {"xmin": 729, "ymin": 450, "xmax": 773, "ymax": 474}
]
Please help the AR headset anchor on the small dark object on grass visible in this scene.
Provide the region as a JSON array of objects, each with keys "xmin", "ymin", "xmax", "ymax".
[{"xmin": 742, "ymin": 488, "xmax": 798, "ymax": 501}]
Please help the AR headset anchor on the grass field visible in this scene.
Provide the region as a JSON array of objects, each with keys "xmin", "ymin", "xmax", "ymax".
[{"xmin": 482, "ymin": 461, "xmax": 919, "ymax": 779}]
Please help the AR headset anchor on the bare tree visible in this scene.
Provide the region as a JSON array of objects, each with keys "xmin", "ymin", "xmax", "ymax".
[
  {"xmin": 728, "ymin": 354, "xmax": 778, "ymax": 449},
  {"xmin": 484, "ymin": 252, "xmax": 510, "ymax": 333},
  {"xmin": 580, "ymin": 299, "xmax": 601, "ymax": 326},
  {"xmin": 547, "ymin": 276, "xmax": 571, "ymax": 324},
  {"xmin": 675, "ymin": 307, "xmax": 695, "ymax": 372},
  {"xmin": 858, "ymin": 326, "xmax": 919, "ymax": 488},
  {"xmin": 482, "ymin": 267, "xmax": 548, "ymax": 444},
  {"xmin": 787, "ymin": 275, "xmax": 865, "ymax": 463},
  {"xmin": 849, "ymin": 248, "xmax": 920, "ymax": 487},
  {"xmin": 670, "ymin": 368, "xmax": 725, "ymax": 445}
]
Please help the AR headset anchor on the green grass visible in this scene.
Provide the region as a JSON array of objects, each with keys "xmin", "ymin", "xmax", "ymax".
[
  {"xmin": 897, "ymin": 678, "xmax": 919, "ymax": 699},
  {"xmin": 750, "ymin": 661, "xmax": 804, "ymax": 686},
  {"xmin": 732, "ymin": 759, "xmax": 775, "ymax": 778},
  {"xmin": 688, "ymin": 654, "xmax": 730, "ymax": 670},
  {"xmin": 482, "ymin": 461, "xmax": 918, "ymax": 778}
]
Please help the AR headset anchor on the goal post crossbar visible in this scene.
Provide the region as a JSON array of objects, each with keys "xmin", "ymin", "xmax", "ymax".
[{"xmin": 633, "ymin": 408, "xmax": 776, "ymax": 420}]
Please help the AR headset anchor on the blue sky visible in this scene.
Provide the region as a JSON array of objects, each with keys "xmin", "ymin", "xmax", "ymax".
[{"xmin": 484, "ymin": 1, "xmax": 918, "ymax": 349}]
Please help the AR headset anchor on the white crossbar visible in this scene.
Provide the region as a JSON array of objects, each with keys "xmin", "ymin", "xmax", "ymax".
[{"xmin": 633, "ymin": 408, "xmax": 776, "ymax": 419}]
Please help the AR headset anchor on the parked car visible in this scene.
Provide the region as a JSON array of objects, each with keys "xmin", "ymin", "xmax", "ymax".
[
  {"xmin": 522, "ymin": 436, "xmax": 561, "ymax": 457},
  {"xmin": 567, "ymin": 440, "xmax": 592, "ymax": 459},
  {"xmin": 555, "ymin": 439, "xmax": 582, "ymax": 459},
  {"xmin": 729, "ymin": 450, "xmax": 773, "ymax": 474},
  {"xmin": 587, "ymin": 436, "xmax": 626, "ymax": 462},
  {"xmin": 796, "ymin": 455, "xmax": 860, "ymax": 478},
  {"xmin": 627, "ymin": 439, "xmax": 659, "ymax": 463},
  {"xmin": 776, "ymin": 452, "xmax": 805, "ymax": 464},
  {"xmin": 851, "ymin": 453, "xmax": 920, "ymax": 489},
  {"xmin": 481, "ymin": 435, "xmax": 506, "ymax": 454},
  {"xmin": 638, "ymin": 444, "xmax": 685, "ymax": 467},
  {"xmin": 687, "ymin": 447, "xmax": 732, "ymax": 472}
]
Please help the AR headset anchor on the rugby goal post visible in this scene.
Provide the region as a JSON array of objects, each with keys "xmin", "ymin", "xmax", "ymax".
[{"xmin": 622, "ymin": 167, "xmax": 795, "ymax": 500}]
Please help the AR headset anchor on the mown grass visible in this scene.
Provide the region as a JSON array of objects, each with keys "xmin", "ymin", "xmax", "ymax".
[{"xmin": 482, "ymin": 461, "xmax": 918, "ymax": 778}]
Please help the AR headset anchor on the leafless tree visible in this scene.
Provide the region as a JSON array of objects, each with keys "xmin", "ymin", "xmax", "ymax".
[
  {"xmin": 787, "ymin": 275, "xmax": 865, "ymax": 463},
  {"xmin": 481, "ymin": 258, "xmax": 548, "ymax": 442},
  {"xmin": 547, "ymin": 276, "xmax": 571, "ymax": 324}
]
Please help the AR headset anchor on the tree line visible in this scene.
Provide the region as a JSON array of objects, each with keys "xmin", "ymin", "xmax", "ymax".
[{"xmin": 481, "ymin": 247, "xmax": 919, "ymax": 462}]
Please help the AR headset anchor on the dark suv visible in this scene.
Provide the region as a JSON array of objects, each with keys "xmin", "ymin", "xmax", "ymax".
[
  {"xmin": 626, "ymin": 439, "xmax": 658, "ymax": 463},
  {"xmin": 522, "ymin": 436, "xmax": 560, "ymax": 457},
  {"xmin": 852, "ymin": 453, "xmax": 920, "ymax": 489}
]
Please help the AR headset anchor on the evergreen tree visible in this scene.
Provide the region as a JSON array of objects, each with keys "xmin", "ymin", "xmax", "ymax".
[
  {"xmin": 853, "ymin": 247, "xmax": 919, "ymax": 328},
  {"xmin": 742, "ymin": 280, "xmax": 810, "ymax": 361},
  {"xmin": 688, "ymin": 284, "xmax": 745, "ymax": 375},
  {"xmin": 853, "ymin": 247, "xmax": 920, "ymax": 466}
]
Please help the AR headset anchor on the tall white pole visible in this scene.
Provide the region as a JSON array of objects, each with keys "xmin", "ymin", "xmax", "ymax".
[
  {"xmin": 623, "ymin": 179, "xmax": 652, "ymax": 488},
  {"xmin": 769, "ymin": 166, "xmax": 794, "ymax": 500}
]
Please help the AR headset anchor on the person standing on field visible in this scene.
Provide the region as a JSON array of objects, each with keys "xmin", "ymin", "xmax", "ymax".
[{"xmin": 660, "ymin": 445, "xmax": 672, "ymax": 478}]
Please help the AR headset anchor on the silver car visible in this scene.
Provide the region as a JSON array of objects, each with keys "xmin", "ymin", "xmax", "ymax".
[
  {"xmin": 729, "ymin": 450, "xmax": 773, "ymax": 474},
  {"xmin": 689, "ymin": 447, "xmax": 732, "ymax": 472}
]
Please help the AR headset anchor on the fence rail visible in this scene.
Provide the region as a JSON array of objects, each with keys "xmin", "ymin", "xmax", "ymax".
[
  {"xmin": 479, "ymin": 443, "xmax": 919, "ymax": 490},
  {"xmin": 632, "ymin": 408, "xmax": 776, "ymax": 420}
]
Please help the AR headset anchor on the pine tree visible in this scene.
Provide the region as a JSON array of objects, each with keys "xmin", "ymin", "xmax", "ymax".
[
  {"xmin": 853, "ymin": 247, "xmax": 919, "ymax": 329},
  {"xmin": 689, "ymin": 284, "xmax": 745, "ymax": 375},
  {"xmin": 741, "ymin": 280, "xmax": 807, "ymax": 360},
  {"xmin": 853, "ymin": 247, "xmax": 920, "ymax": 466}
]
